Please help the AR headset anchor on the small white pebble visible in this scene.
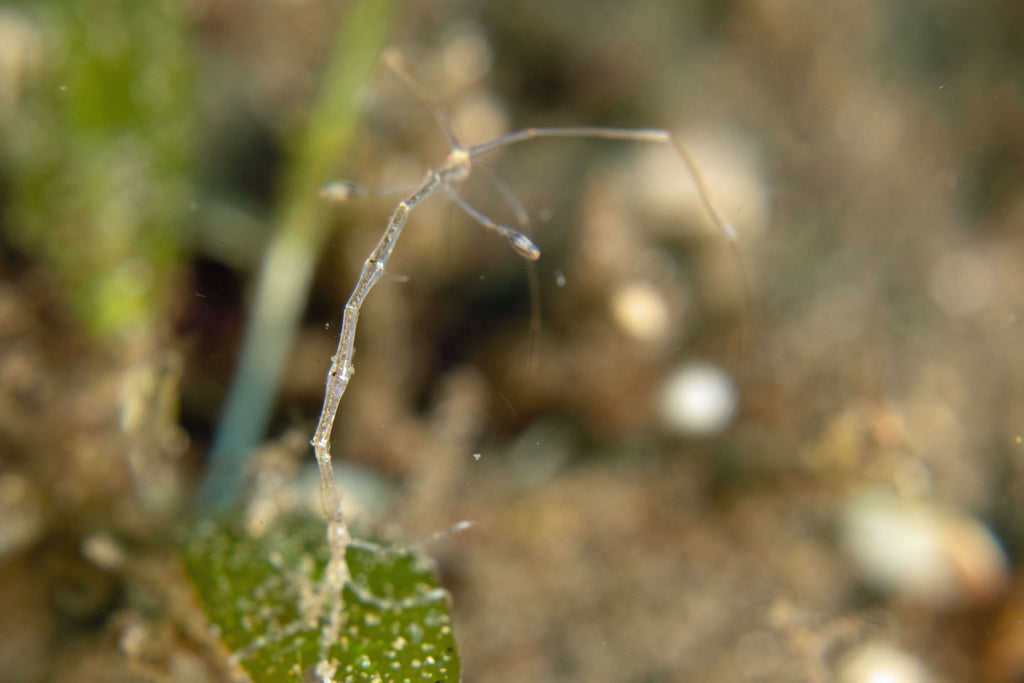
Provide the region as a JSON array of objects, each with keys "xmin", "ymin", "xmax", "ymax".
[
  {"xmin": 658, "ymin": 362, "xmax": 738, "ymax": 436},
  {"xmin": 838, "ymin": 641, "xmax": 930, "ymax": 683},
  {"xmin": 610, "ymin": 281, "xmax": 670, "ymax": 342},
  {"xmin": 840, "ymin": 490, "xmax": 1008, "ymax": 606},
  {"xmin": 81, "ymin": 532, "xmax": 125, "ymax": 570}
]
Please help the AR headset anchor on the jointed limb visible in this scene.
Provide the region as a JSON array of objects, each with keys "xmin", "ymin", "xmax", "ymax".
[{"xmin": 445, "ymin": 188, "xmax": 541, "ymax": 260}]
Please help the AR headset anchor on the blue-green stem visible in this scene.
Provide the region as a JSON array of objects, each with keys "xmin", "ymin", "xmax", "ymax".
[{"xmin": 198, "ymin": 0, "xmax": 402, "ymax": 516}]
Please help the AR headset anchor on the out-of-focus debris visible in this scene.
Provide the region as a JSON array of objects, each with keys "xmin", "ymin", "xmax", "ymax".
[
  {"xmin": 610, "ymin": 280, "xmax": 671, "ymax": 343},
  {"xmin": 837, "ymin": 641, "xmax": 932, "ymax": 683},
  {"xmin": 81, "ymin": 531, "xmax": 126, "ymax": 572},
  {"xmin": 0, "ymin": 473, "xmax": 46, "ymax": 558},
  {"xmin": 840, "ymin": 490, "xmax": 1009, "ymax": 607},
  {"xmin": 658, "ymin": 361, "xmax": 738, "ymax": 436}
]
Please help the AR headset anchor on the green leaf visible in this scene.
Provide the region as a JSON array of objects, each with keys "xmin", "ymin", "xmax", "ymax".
[{"xmin": 182, "ymin": 516, "xmax": 460, "ymax": 682}]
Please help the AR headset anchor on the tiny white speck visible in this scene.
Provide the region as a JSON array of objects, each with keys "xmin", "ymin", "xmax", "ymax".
[
  {"xmin": 554, "ymin": 270, "xmax": 566, "ymax": 287},
  {"xmin": 472, "ymin": 453, "xmax": 481, "ymax": 461}
]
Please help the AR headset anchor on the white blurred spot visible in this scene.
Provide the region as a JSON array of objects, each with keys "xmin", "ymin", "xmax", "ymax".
[
  {"xmin": 659, "ymin": 362, "xmax": 738, "ymax": 436},
  {"xmin": 610, "ymin": 281, "xmax": 670, "ymax": 342},
  {"xmin": 81, "ymin": 532, "xmax": 125, "ymax": 571},
  {"xmin": 472, "ymin": 452, "xmax": 481, "ymax": 461},
  {"xmin": 838, "ymin": 642, "xmax": 930, "ymax": 683},
  {"xmin": 319, "ymin": 180, "xmax": 362, "ymax": 203},
  {"xmin": 840, "ymin": 490, "xmax": 1008, "ymax": 607},
  {"xmin": 554, "ymin": 270, "xmax": 566, "ymax": 288}
]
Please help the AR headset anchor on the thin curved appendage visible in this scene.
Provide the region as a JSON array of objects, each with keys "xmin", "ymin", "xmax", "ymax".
[
  {"xmin": 445, "ymin": 187, "xmax": 541, "ymax": 260},
  {"xmin": 467, "ymin": 126, "xmax": 670, "ymax": 156},
  {"xmin": 525, "ymin": 261, "xmax": 542, "ymax": 373},
  {"xmin": 469, "ymin": 127, "xmax": 735, "ymax": 243},
  {"xmin": 467, "ymin": 125, "xmax": 751, "ymax": 361},
  {"xmin": 474, "ymin": 163, "xmax": 545, "ymax": 372},
  {"xmin": 477, "ymin": 162, "xmax": 533, "ymax": 232},
  {"xmin": 410, "ymin": 519, "xmax": 482, "ymax": 550},
  {"xmin": 382, "ymin": 48, "xmax": 461, "ymax": 149}
]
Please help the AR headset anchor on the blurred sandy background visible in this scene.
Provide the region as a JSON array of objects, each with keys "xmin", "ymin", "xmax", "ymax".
[{"xmin": 1, "ymin": 1, "xmax": 1023, "ymax": 681}]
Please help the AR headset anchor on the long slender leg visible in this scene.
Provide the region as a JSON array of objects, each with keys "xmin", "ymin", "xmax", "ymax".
[
  {"xmin": 467, "ymin": 126, "xmax": 750, "ymax": 359},
  {"xmin": 468, "ymin": 127, "xmax": 738, "ymax": 244},
  {"xmin": 477, "ymin": 162, "xmax": 533, "ymax": 232},
  {"xmin": 445, "ymin": 187, "xmax": 541, "ymax": 261},
  {"xmin": 475, "ymin": 162, "xmax": 544, "ymax": 371}
]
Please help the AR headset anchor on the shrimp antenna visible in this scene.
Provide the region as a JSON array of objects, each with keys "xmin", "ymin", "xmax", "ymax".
[
  {"xmin": 468, "ymin": 125, "xmax": 750, "ymax": 362},
  {"xmin": 382, "ymin": 48, "xmax": 461, "ymax": 149}
]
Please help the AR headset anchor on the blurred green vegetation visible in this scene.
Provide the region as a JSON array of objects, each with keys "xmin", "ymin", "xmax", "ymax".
[{"xmin": 2, "ymin": 0, "xmax": 195, "ymax": 337}]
